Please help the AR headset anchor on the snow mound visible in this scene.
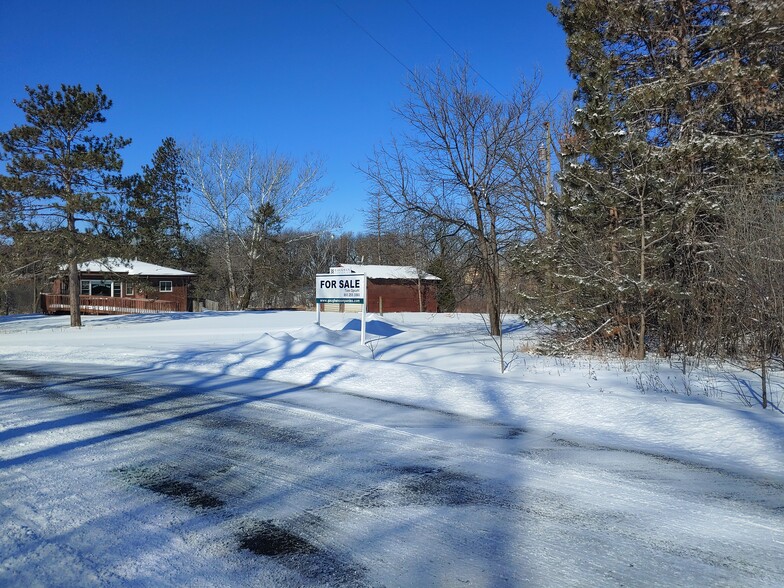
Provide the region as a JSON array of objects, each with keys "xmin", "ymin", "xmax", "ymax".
[{"xmin": 293, "ymin": 324, "xmax": 367, "ymax": 347}]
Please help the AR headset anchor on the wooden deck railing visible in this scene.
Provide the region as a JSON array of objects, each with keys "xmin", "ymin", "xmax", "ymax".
[{"xmin": 40, "ymin": 294, "xmax": 181, "ymax": 315}]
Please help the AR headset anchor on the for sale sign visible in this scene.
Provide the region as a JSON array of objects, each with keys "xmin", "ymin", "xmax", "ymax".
[{"xmin": 316, "ymin": 273, "xmax": 366, "ymax": 303}]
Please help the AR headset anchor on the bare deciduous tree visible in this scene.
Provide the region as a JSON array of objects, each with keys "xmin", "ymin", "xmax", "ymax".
[
  {"xmin": 184, "ymin": 140, "xmax": 332, "ymax": 309},
  {"xmin": 715, "ymin": 177, "xmax": 784, "ymax": 409},
  {"xmin": 185, "ymin": 140, "xmax": 245, "ymax": 308},
  {"xmin": 237, "ymin": 150, "xmax": 332, "ymax": 309},
  {"xmin": 364, "ymin": 63, "xmax": 545, "ymax": 335}
]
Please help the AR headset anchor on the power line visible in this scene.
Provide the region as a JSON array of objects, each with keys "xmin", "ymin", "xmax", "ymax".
[
  {"xmin": 333, "ymin": 1, "xmax": 507, "ymax": 99},
  {"xmin": 331, "ymin": 1, "xmax": 416, "ymax": 78},
  {"xmin": 403, "ymin": 0, "xmax": 507, "ymax": 99}
]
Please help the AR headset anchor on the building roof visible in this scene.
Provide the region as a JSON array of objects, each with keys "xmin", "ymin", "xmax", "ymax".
[
  {"xmin": 75, "ymin": 258, "xmax": 196, "ymax": 277},
  {"xmin": 339, "ymin": 264, "xmax": 440, "ymax": 281}
]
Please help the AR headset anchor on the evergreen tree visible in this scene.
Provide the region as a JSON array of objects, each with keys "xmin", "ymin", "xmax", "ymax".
[
  {"xmin": 0, "ymin": 84, "xmax": 129, "ymax": 326},
  {"xmin": 123, "ymin": 137, "xmax": 189, "ymax": 266},
  {"xmin": 238, "ymin": 201, "xmax": 283, "ymax": 310},
  {"xmin": 427, "ymin": 256, "xmax": 457, "ymax": 312},
  {"xmin": 545, "ymin": 0, "xmax": 783, "ymax": 357}
]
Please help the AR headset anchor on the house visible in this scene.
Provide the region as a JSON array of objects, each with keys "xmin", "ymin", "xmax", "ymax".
[
  {"xmin": 336, "ymin": 264, "xmax": 440, "ymax": 313},
  {"xmin": 41, "ymin": 258, "xmax": 196, "ymax": 315}
]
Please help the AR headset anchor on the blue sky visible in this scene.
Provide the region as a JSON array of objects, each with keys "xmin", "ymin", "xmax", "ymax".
[{"xmin": 1, "ymin": 0, "xmax": 572, "ymax": 233}]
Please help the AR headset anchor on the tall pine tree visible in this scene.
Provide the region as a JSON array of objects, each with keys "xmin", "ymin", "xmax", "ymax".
[
  {"xmin": 123, "ymin": 137, "xmax": 189, "ymax": 266},
  {"xmin": 0, "ymin": 84, "xmax": 129, "ymax": 326}
]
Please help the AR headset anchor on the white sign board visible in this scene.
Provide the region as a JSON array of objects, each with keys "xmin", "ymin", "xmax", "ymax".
[
  {"xmin": 315, "ymin": 272, "xmax": 368, "ymax": 344},
  {"xmin": 316, "ymin": 273, "xmax": 366, "ymax": 304}
]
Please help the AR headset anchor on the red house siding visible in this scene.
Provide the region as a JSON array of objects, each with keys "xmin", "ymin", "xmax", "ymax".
[
  {"xmin": 130, "ymin": 276, "xmax": 190, "ymax": 311},
  {"xmin": 44, "ymin": 274, "xmax": 192, "ymax": 314},
  {"xmin": 365, "ymin": 279, "xmax": 438, "ymax": 313}
]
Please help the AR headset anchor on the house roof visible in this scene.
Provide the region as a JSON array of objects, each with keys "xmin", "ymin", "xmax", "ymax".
[
  {"xmin": 339, "ymin": 264, "xmax": 440, "ymax": 281},
  {"xmin": 75, "ymin": 258, "xmax": 196, "ymax": 277}
]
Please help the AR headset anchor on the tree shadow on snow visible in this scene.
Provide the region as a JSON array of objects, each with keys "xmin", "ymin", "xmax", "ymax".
[
  {"xmin": 94, "ymin": 311, "xmax": 240, "ymax": 325},
  {"xmin": 0, "ymin": 314, "xmax": 53, "ymax": 325},
  {"xmin": 0, "ymin": 336, "xmax": 346, "ymax": 469},
  {"xmin": 342, "ymin": 319, "xmax": 403, "ymax": 337}
]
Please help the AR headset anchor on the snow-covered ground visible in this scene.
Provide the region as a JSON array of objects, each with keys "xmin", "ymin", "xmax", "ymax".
[{"xmin": 1, "ymin": 311, "xmax": 782, "ymax": 586}]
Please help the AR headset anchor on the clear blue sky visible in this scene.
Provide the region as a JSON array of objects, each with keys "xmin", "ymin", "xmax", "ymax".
[{"xmin": 1, "ymin": 0, "xmax": 572, "ymax": 233}]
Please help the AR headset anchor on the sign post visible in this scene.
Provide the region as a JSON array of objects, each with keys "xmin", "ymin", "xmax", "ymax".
[{"xmin": 315, "ymin": 272, "xmax": 367, "ymax": 344}]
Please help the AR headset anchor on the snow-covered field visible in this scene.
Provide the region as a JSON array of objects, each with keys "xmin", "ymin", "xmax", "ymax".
[{"xmin": 1, "ymin": 311, "xmax": 782, "ymax": 586}]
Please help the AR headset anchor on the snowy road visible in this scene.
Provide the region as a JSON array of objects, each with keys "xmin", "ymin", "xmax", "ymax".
[{"xmin": 1, "ymin": 365, "xmax": 782, "ymax": 587}]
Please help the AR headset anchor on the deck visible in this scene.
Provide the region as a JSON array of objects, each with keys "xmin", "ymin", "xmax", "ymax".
[{"xmin": 40, "ymin": 294, "xmax": 182, "ymax": 315}]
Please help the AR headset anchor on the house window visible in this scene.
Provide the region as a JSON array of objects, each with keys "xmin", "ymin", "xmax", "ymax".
[
  {"xmin": 159, "ymin": 281, "xmax": 173, "ymax": 292},
  {"xmin": 125, "ymin": 284, "xmax": 134, "ymax": 296},
  {"xmin": 113, "ymin": 282, "xmax": 121, "ymax": 297},
  {"xmin": 80, "ymin": 279, "xmax": 115, "ymax": 296}
]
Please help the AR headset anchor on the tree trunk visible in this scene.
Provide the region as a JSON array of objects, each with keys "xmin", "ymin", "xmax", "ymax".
[
  {"xmin": 761, "ymin": 351, "xmax": 768, "ymax": 409},
  {"xmin": 239, "ymin": 288, "xmax": 252, "ymax": 310},
  {"xmin": 473, "ymin": 198, "xmax": 502, "ymax": 337},
  {"xmin": 239, "ymin": 262, "xmax": 256, "ymax": 310},
  {"xmin": 222, "ymin": 226, "xmax": 238, "ymax": 309},
  {"xmin": 637, "ymin": 311, "xmax": 646, "ymax": 360},
  {"xmin": 637, "ymin": 190, "xmax": 646, "ymax": 360},
  {"xmin": 485, "ymin": 265, "xmax": 502, "ymax": 336},
  {"xmin": 67, "ymin": 210, "xmax": 82, "ymax": 328},
  {"xmin": 68, "ymin": 257, "xmax": 81, "ymax": 327},
  {"xmin": 498, "ymin": 320, "xmax": 505, "ymax": 374}
]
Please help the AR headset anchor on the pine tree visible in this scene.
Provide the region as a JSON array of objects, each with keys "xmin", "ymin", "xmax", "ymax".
[
  {"xmin": 123, "ymin": 137, "xmax": 189, "ymax": 266},
  {"xmin": 0, "ymin": 84, "xmax": 130, "ymax": 326},
  {"xmin": 427, "ymin": 256, "xmax": 457, "ymax": 312},
  {"xmin": 547, "ymin": 0, "xmax": 783, "ymax": 357}
]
